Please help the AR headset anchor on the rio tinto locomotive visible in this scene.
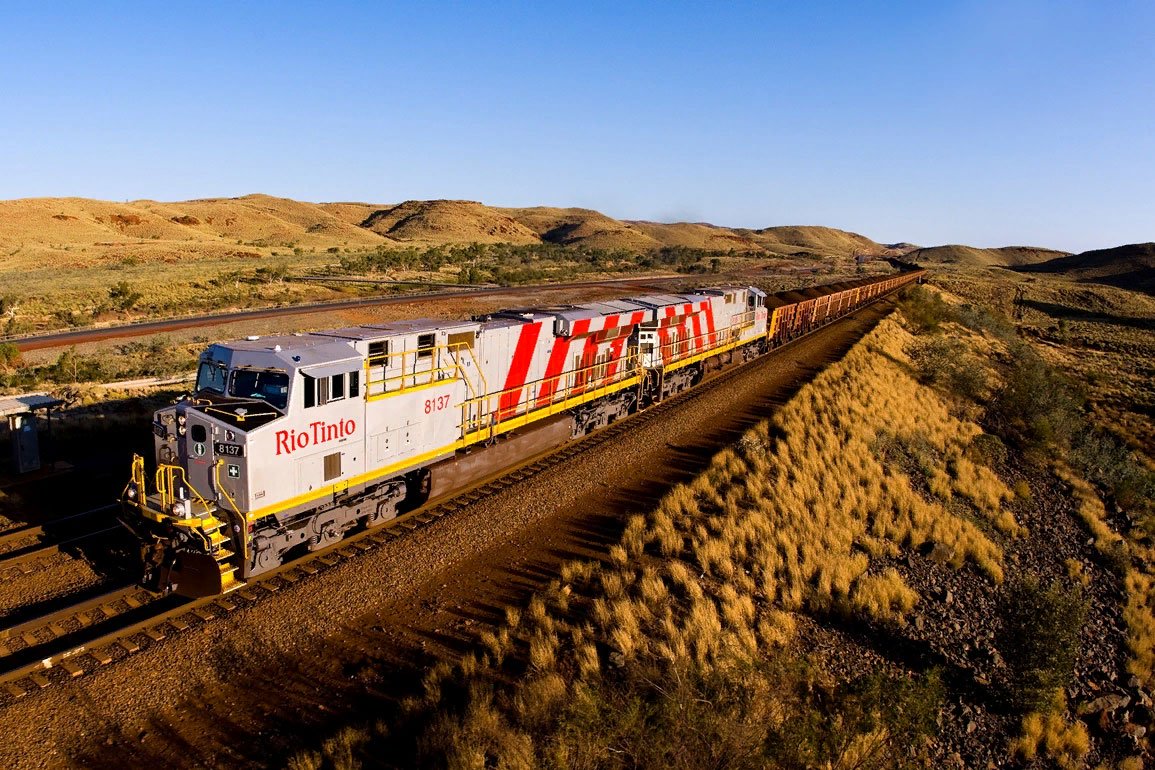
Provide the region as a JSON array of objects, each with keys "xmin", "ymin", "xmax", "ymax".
[{"xmin": 122, "ymin": 270, "xmax": 924, "ymax": 596}]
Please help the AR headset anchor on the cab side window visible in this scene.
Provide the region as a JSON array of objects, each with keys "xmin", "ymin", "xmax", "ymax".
[
  {"xmin": 303, "ymin": 371, "xmax": 359, "ymax": 407},
  {"xmin": 303, "ymin": 375, "xmax": 316, "ymax": 408}
]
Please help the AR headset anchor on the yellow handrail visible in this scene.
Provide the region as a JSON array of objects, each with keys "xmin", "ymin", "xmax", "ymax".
[
  {"xmin": 213, "ymin": 459, "xmax": 247, "ymax": 564},
  {"xmin": 155, "ymin": 463, "xmax": 211, "ymax": 514}
]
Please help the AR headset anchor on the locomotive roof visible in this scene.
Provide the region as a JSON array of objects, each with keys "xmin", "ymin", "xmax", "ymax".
[
  {"xmin": 571, "ymin": 298, "xmax": 652, "ymax": 315},
  {"xmin": 630, "ymin": 293, "xmax": 701, "ymax": 308},
  {"xmin": 208, "ymin": 335, "xmax": 360, "ymax": 371},
  {"xmin": 311, "ymin": 318, "xmax": 479, "ymax": 341}
]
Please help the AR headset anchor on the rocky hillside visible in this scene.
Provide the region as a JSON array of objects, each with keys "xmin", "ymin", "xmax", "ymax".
[{"xmin": 1018, "ymin": 243, "xmax": 1155, "ymax": 295}]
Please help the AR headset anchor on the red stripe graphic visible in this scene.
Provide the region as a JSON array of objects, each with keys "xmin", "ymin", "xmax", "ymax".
[
  {"xmin": 605, "ymin": 335, "xmax": 629, "ymax": 379},
  {"xmin": 690, "ymin": 311, "xmax": 703, "ymax": 352},
  {"xmin": 657, "ymin": 306, "xmax": 675, "ymax": 361},
  {"xmin": 576, "ymin": 314, "xmax": 616, "ymax": 392},
  {"xmin": 499, "ymin": 321, "xmax": 542, "ymax": 418},
  {"xmin": 704, "ymin": 300, "xmax": 717, "ymax": 347},
  {"xmin": 536, "ymin": 317, "xmax": 590, "ymax": 407}
]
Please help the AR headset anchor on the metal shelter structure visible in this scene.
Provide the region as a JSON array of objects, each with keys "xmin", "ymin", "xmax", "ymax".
[{"xmin": 0, "ymin": 393, "xmax": 64, "ymax": 474}]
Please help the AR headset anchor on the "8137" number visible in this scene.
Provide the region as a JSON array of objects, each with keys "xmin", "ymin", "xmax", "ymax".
[{"xmin": 424, "ymin": 394, "xmax": 452, "ymax": 414}]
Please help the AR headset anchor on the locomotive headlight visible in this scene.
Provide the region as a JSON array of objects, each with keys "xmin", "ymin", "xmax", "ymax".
[
  {"xmin": 177, "ymin": 414, "xmax": 186, "ymax": 426},
  {"xmin": 125, "ymin": 483, "xmax": 138, "ymax": 500},
  {"xmin": 170, "ymin": 500, "xmax": 189, "ymax": 518}
]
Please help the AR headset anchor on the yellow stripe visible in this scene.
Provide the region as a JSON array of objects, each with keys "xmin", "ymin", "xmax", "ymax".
[
  {"xmin": 461, "ymin": 375, "xmax": 641, "ymax": 445},
  {"xmin": 365, "ymin": 377, "xmax": 455, "ymax": 402},
  {"xmin": 664, "ymin": 332, "xmax": 752, "ymax": 373},
  {"xmin": 245, "ymin": 441, "xmax": 462, "ymax": 520},
  {"xmin": 245, "ymin": 373, "xmax": 643, "ymax": 520}
]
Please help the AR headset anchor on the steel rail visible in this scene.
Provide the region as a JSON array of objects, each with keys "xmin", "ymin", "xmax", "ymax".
[
  {"xmin": 0, "ymin": 504, "xmax": 119, "ymax": 551},
  {"xmin": 0, "ymin": 525, "xmax": 124, "ymax": 578}
]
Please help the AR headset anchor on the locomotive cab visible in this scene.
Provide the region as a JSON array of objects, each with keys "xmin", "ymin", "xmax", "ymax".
[{"xmin": 122, "ymin": 336, "xmax": 357, "ymax": 596}]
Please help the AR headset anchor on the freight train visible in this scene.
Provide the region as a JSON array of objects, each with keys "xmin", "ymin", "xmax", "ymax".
[{"xmin": 121, "ymin": 268, "xmax": 925, "ymax": 596}]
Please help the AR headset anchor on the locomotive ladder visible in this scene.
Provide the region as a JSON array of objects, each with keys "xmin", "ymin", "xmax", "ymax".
[
  {"xmin": 151, "ymin": 459, "xmax": 241, "ymax": 592},
  {"xmin": 198, "ymin": 515, "xmax": 240, "ymax": 592}
]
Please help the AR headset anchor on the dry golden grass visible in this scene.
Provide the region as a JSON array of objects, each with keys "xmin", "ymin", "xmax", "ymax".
[
  {"xmin": 1011, "ymin": 707, "xmax": 1090, "ymax": 769},
  {"xmin": 1055, "ymin": 462, "xmax": 1155, "ymax": 687},
  {"xmin": 639, "ymin": 311, "xmax": 1013, "ymax": 627}
]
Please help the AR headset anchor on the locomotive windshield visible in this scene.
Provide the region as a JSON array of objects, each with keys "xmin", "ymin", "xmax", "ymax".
[
  {"xmin": 195, "ymin": 361, "xmax": 228, "ymax": 395},
  {"xmin": 228, "ymin": 369, "xmax": 290, "ymax": 410}
]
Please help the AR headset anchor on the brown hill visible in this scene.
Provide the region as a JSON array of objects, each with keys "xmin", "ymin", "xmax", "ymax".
[
  {"xmin": 747, "ymin": 226, "xmax": 889, "ymax": 257},
  {"xmin": 136, "ymin": 194, "xmax": 384, "ymax": 247},
  {"xmin": 1018, "ymin": 242, "xmax": 1155, "ymax": 294},
  {"xmin": 626, "ymin": 221, "xmax": 764, "ymax": 252},
  {"xmin": 361, "ymin": 200, "xmax": 540, "ymax": 245},
  {"xmin": 906, "ymin": 244, "xmax": 1068, "ymax": 267},
  {"xmin": 502, "ymin": 207, "xmax": 661, "ymax": 251},
  {"xmin": 0, "ymin": 193, "xmax": 898, "ymax": 269}
]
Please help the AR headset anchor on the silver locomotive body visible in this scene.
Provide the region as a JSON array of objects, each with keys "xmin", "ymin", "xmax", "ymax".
[{"xmin": 122, "ymin": 285, "xmax": 774, "ymax": 596}]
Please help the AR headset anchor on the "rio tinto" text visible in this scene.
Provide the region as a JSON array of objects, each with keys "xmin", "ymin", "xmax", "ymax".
[{"xmin": 275, "ymin": 419, "xmax": 356, "ymax": 455}]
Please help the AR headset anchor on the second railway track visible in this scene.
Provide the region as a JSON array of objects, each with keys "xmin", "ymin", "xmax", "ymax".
[
  {"xmin": 0, "ymin": 294, "xmax": 902, "ymax": 700},
  {"xmin": 0, "ymin": 505, "xmax": 122, "ymax": 580}
]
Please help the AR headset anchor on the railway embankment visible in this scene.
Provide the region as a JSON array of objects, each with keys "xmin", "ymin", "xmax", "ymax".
[{"xmin": 291, "ymin": 290, "xmax": 1153, "ymax": 769}]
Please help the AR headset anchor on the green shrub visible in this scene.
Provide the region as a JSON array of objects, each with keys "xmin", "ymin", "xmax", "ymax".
[
  {"xmin": 0, "ymin": 342, "xmax": 20, "ymax": 369},
  {"xmin": 999, "ymin": 577, "xmax": 1087, "ymax": 712},
  {"xmin": 911, "ymin": 337, "xmax": 988, "ymax": 401},
  {"xmin": 899, "ymin": 286, "xmax": 952, "ymax": 334},
  {"xmin": 985, "ymin": 342, "xmax": 1084, "ymax": 451}
]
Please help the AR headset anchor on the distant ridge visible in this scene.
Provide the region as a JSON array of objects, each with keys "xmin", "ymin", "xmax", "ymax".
[
  {"xmin": 0, "ymin": 194, "xmax": 901, "ymax": 268},
  {"xmin": 906, "ymin": 244, "xmax": 1069, "ymax": 267},
  {"xmin": 1017, "ymin": 242, "xmax": 1155, "ymax": 294}
]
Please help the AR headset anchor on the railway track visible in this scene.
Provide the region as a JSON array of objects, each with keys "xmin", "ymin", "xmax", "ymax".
[
  {"xmin": 0, "ymin": 505, "xmax": 121, "ymax": 580},
  {"xmin": 5, "ymin": 275, "xmax": 677, "ymax": 352},
  {"xmin": 0, "ymin": 292, "xmax": 902, "ymax": 700}
]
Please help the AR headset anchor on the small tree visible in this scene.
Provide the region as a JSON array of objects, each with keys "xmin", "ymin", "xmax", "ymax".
[
  {"xmin": 109, "ymin": 280, "xmax": 142, "ymax": 311},
  {"xmin": 0, "ymin": 342, "xmax": 21, "ymax": 370}
]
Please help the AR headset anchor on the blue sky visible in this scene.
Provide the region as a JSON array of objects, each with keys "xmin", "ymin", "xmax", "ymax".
[{"xmin": 0, "ymin": 1, "xmax": 1151, "ymax": 252}]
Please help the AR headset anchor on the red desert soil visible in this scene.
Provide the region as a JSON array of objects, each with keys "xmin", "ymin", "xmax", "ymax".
[{"xmin": 0, "ymin": 299, "xmax": 897, "ymax": 770}]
